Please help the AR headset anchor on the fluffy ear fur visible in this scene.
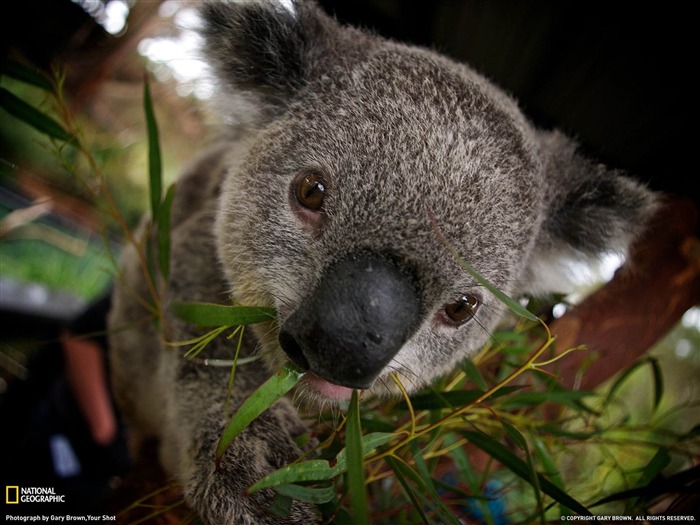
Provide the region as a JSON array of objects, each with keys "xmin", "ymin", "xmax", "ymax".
[
  {"xmin": 526, "ymin": 130, "xmax": 658, "ymax": 294},
  {"xmin": 200, "ymin": 0, "xmax": 369, "ymax": 123}
]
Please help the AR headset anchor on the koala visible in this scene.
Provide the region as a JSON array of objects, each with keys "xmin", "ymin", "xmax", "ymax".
[{"xmin": 108, "ymin": 1, "xmax": 657, "ymax": 523}]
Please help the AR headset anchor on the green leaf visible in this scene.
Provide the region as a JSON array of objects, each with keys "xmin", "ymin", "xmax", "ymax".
[
  {"xmin": 0, "ymin": 87, "xmax": 74, "ymax": 143},
  {"xmin": 606, "ymin": 357, "xmax": 664, "ymax": 412},
  {"xmin": 250, "ymin": 432, "xmax": 395, "ymax": 492},
  {"xmin": 158, "ymin": 183, "xmax": 176, "ymax": 279},
  {"xmin": 143, "ymin": 76, "xmax": 162, "ymax": 221},
  {"xmin": 531, "ymin": 434, "xmax": 570, "ymax": 517},
  {"xmin": 384, "ymin": 456, "xmax": 431, "ymax": 524},
  {"xmin": 408, "ymin": 442, "xmax": 463, "ymax": 525},
  {"xmin": 428, "ymin": 209, "xmax": 537, "ymax": 321},
  {"xmin": 499, "ymin": 422, "xmax": 546, "ymax": 522},
  {"xmin": 252, "ymin": 459, "xmax": 340, "ymax": 491},
  {"xmin": 530, "ymin": 435, "xmax": 564, "ymax": 488},
  {"xmin": 334, "ymin": 432, "xmax": 396, "ymax": 468},
  {"xmin": 273, "ymin": 483, "xmax": 337, "ymax": 504},
  {"xmin": 406, "ymin": 385, "xmax": 522, "ymax": 410},
  {"xmin": 346, "ymin": 390, "xmax": 369, "ymax": 524},
  {"xmin": 636, "ymin": 448, "xmax": 671, "ymax": 489},
  {"xmin": 648, "ymin": 357, "xmax": 664, "ymax": 412},
  {"xmin": 1, "ymin": 59, "xmax": 54, "ymax": 91},
  {"xmin": 456, "ymin": 256, "xmax": 538, "ymax": 321},
  {"xmin": 215, "ymin": 364, "xmax": 305, "ymax": 464},
  {"xmin": 171, "ymin": 302, "xmax": 276, "ymax": 326},
  {"xmin": 461, "ymin": 430, "xmax": 592, "ymax": 515},
  {"xmin": 461, "ymin": 359, "xmax": 488, "ymax": 391},
  {"xmin": 500, "ymin": 390, "xmax": 595, "ymax": 410},
  {"xmin": 501, "ymin": 421, "xmax": 528, "ymax": 451}
]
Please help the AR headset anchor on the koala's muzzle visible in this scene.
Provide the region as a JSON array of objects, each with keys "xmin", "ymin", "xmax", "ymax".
[{"xmin": 279, "ymin": 254, "xmax": 421, "ymax": 390}]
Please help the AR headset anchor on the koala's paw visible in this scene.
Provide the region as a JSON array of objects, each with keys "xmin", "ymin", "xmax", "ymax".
[
  {"xmin": 181, "ymin": 409, "xmax": 318, "ymax": 525},
  {"xmin": 188, "ymin": 469, "xmax": 317, "ymax": 525}
]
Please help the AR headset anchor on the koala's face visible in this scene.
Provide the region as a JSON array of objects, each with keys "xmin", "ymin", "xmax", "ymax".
[
  {"xmin": 216, "ymin": 46, "xmax": 544, "ymax": 400},
  {"xmin": 207, "ymin": 1, "xmax": 654, "ymax": 402}
]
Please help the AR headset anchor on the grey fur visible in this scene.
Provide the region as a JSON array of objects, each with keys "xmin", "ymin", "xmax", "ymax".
[{"xmin": 108, "ymin": 1, "xmax": 657, "ymax": 523}]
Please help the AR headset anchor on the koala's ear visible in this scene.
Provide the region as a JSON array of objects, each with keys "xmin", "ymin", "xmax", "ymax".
[
  {"xmin": 526, "ymin": 131, "xmax": 658, "ymax": 294},
  {"xmin": 200, "ymin": 1, "xmax": 355, "ymax": 122}
]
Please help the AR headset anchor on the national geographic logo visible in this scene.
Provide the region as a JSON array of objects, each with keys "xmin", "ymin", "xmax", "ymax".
[
  {"xmin": 6, "ymin": 485, "xmax": 19, "ymax": 504},
  {"xmin": 5, "ymin": 486, "xmax": 65, "ymax": 503}
]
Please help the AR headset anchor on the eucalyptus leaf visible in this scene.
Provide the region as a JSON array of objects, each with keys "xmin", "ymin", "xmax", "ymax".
[
  {"xmin": 346, "ymin": 390, "xmax": 369, "ymax": 524},
  {"xmin": 215, "ymin": 364, "xmax": 305, "ymax": 464},
  {"xmin": 454, "ymin": 254, "xmax": 539, "ymax": 321},
  {"xmin": 649, "ymin": 357, "xmax": 664, "ymax": 412},
  {"xmin": 250, "ymin": 432, "xmax": 395, "ymax": 492},
  {"xmin": 408, "ymin": 442, "xmax": 463, "ymax": 525},
  {"xmin": 461, "ymin": 430, "xmax": 592, "ymax": 515},
  {"xmin": 273, "ymin": 483, "xmax": 337, "ymax": 504},
  {"xmin": 500, "ymin": 390, "xmax": 595, "ymax": 410},
  {"xmin": 461, "ymin": 358, "xmax": 488, "ymax": 391},
  {"xmin": 171, "ymin": 302, "xmax": 275, "ymax": 327},
  {"xmin": 384, "ymin": 456, "xmax": 431, "ymax": 524},
  {"xmin": 143, "ymin": 76, "xmax": 162, "ymax": 221},
  {"xmin": 0, "ymin": 87, "xmax": 74, "ymax": 143},
  {"xmin": 405, "ymin": 385, "xmax": 522, "ymax": 410},
  {"xmin": 1, "ymin": 59, "xmax": 54, "ymax": 91}
]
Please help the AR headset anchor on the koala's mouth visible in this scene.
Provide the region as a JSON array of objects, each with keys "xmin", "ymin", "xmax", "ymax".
[{"xmin": 302, "ymin": 372, "xmax": 355, "ymax": 400}]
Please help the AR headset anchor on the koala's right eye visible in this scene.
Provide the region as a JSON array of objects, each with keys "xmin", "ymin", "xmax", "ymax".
[
  {"xmin": 441, "ymin": 293, "xmax": 481, "ymax": 327},
  {"xmin": 295, "ymin": 171, "xmax": 327, "ymax": 211}
]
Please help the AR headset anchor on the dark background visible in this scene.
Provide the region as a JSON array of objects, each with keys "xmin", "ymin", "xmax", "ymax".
[{"xmin": 2, "ymin": 0, "xmax": 695, "ymax": 204}]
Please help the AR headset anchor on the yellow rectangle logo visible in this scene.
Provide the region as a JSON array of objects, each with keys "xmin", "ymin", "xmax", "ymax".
[{"xmin": 6, "ymin": 485, "xmax": 19, "ymax": 504}]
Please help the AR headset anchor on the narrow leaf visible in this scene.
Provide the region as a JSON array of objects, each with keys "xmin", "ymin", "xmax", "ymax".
[
  {"xmin": 531, "ymin": 435, "xmax": 564, "ymax": 488},
  {"xmin": 500, "ymin": 390, "xmax": 594, "ymax": 410},
  {"xmin": 334, "ymin": 432, "xmax": 396, "ymax": 467},
  {"xmin": 273, "ymin": 483, "xmax": 337, "ymax": 504},
  {"xmin": 250, "ymin": 432, "xmax": 395, "ymax": 492},
  {"xmin": 409, "ymin": 442, "xmax": 463, "ymax": 525},
  {"xmin": 461, "ymin": 430, "xmax": 592, "ymax": 515},
  {"xmin": 455, "ymin": 255, "xmax": 539, "ymax": 321},
  {"xmin": 0, "ymin": 87, "xmax": 74, "ymax": 143},
  {"xmin": 346, "ymin": 390, "xmax": 369, "ymax": 525},
  {"xmin": 462, "ymin": 358, "xmax": 488, "ymax": 391},
  {"xmin": 251, "ymin": 459, "xmax": 339, "ymax": 492},
  {"xmin": 428, "ymin": 209, "xmax": 537, "ymax": 321},
  {"xmin": 384, "ymin": 456, "xmax": 431, "ymax": 524},
  {"xmin": 143, "ymin": 76, "xmax": 162, "ymax": 221},
  {"xmin": 605, "ymin": 360, "xmax": 645, "ymax": 405},
  {"xmin": 501, "ymin": 421, "xmax": 528, "ymax": 451},
  {"xmin": 636, "ymin": 448, "xmax": 671, "ymax": 489},
  {"xmin": 216, "ymin": 364, "xmax": 305, "ymax": 464},
  {"xmin": 406, "ymin": 385, "xmax": 522, "ymax": 410},
  {"xmin": 171, "ymin": 302, "xmax": 275, "ymax": 326},
  {"xmin": 648, "ymin": 357, "xmax": 664, "ymax": 412},
  {"xmin": 1, "ymin": 59, "xmax": 54, "ymax": 91}
]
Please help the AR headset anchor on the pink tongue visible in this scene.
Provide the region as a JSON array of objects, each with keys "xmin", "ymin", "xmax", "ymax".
[{"xmin": 305, "ymin": 373, "xmax": 354, "ymax": 400}]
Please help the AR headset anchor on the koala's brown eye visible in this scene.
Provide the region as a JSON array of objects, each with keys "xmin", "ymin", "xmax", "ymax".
[
  {"xmin": 296, "ymin": 171, "xmax": 326, "ymax": 211},
  {"xmin": 443, "ymin": 294, "xmax": 480, "ymax": 326}
]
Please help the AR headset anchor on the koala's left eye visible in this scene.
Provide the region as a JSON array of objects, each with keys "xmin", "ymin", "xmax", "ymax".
[
  {"xmin": 442, "ymin": 293, "xmax": 480, "ymax": 326},
  {"xmin": 295, "ymin": 170, "xmax": 327, "ymax": 211}
]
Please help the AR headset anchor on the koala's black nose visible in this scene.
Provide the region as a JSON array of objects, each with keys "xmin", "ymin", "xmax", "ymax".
[{"xmin": 278, "ymin": 254, "xmax": 421, "ymax": 390}]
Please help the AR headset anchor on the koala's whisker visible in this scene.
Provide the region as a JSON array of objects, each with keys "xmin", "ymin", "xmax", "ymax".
[{"xmin": 384, "ymin": 359, "xmax": 422, "ymax": 394}]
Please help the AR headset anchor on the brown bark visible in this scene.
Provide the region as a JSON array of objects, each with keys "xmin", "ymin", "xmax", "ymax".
[{"xmin": 545, "ymin": 197, "xmax": 700, "ymax": 391}]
